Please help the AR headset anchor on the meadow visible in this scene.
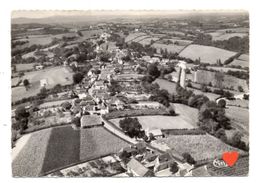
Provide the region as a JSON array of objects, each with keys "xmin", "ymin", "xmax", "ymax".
[
  {"xmin": 179, "ymin": 44, "xmax": 237, "ymax": 64},
  {"xmin": 12, "ymin": 66, "xmax": 73, "ymax": 102}
]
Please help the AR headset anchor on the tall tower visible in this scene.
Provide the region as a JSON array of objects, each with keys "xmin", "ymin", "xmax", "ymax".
[{"xmin": 177, "ymin": 61, "xmax": 187, "ymax": 88}]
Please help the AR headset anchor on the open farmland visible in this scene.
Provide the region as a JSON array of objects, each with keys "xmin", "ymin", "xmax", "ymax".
[
  {"xmin": 138, "ymin": 37, "xmax": 159, "ymax": 46},
  {"xmin": 225, "ymin": 106, "xmax": 249, "ymax": 133},
  {"xmin": 12, "ymin": 66, "xmax": 73, "ymax": 102},
  {"xmin": 125, "ymin": 32, "xmax": 147, "ymax": 43},
  {"xmin": 153, "ymin": 134, "xmax": 246, "ymax": 162},
  {"xmin": 152, "ymin": 43, "xmax": 185, "ymax": 54},
  {"xmin": 155, "ymin": 78, "xmax": 220, "ymax": 101},
  {"xmin": 12, "ymin": 126, "xmax": 130, "ymax": 176},
  {"xmin": 193, "ymin": 70, "xmax": 249, "ymax": 92},
  {"xmin": 228, "ymin": 54, "xmax": 249, "ymax": 68},
  {"xmin": 12, "ymin": 128, "xmax": 52, "ymax": 177},
  {"xmin": 179, "ymin": 44, "xmax": 237, "ymax": 64}
]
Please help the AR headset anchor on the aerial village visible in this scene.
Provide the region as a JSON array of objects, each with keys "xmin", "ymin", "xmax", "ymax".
[{"xmin": 11, "ymin": 11, "xmax": 249, "ymax": 177}]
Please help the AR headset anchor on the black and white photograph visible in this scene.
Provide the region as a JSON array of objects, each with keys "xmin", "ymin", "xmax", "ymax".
[{"xmin": 9, "ymin": 9, "xmax": 250, "ymax": 177}]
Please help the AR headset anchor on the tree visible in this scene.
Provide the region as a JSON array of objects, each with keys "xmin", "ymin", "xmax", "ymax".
[
  {"xmin": 217, "ymin": 99, "xmax": 226, "ymax": 108},
  {"xmin": 119, "ymin": 117, "xmax": 143, "ymax": 138},
  {"xmin": 73, "ymin": 72, "xmax": 84, "ymax": 84},
  {"xmin": 14, "ymin": 106, "xmax": 30, "ymax": 131},
  {"xmin": 182, "ymin": 152, "xmax": 196, "ymax": 165},
  {"xmin": 215, "ymin": 128, "xmax": 227, "ymax": 142},
  {"xmin": 23, "ymin": 79, "xmax": 30, "ymax": 91},
  {"xmin": 61, "ymin": 101, "xmax": 72, "ymax": 111},
  {"xmin": 188, "ymin": 94, "xmax": 209, "ymax": 109},
  {"xmin": 170, "ymin": 162, "xmax": 179, "ymax": 174},
  {"xmin": 148, "ymin": 63, "xmax": 160, "ymax": 78},
  {"xmin": 238, "ymin": 85, "xmax": 244, "ymax": 92},
  {"xmin": 72, "ymin": 117, "xmax": 81, "ymax": 127}
]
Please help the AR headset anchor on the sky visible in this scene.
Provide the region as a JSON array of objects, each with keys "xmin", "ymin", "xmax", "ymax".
[{"xmin": 11, "ymin": 10, "xmax": 247, "ymax": 19}]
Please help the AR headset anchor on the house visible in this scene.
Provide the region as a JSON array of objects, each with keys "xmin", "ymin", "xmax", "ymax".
[
  {"xmin": 154, "ymin": 152, "xmax": 175, "ymax": 173},
  {"xmin": 127, "ymin": 158, "xmax": 153, "ymax": 177},
  {"xmin": 35, "ymin": 65, "xmax": 44, "ymax": 70},
  {"xmin": 40, "ymin": 79, "xmax": 48, "ymax": 88},
  {"xmin": 146, "ymin": 129, "xmax": 163, "ymax": 139}
]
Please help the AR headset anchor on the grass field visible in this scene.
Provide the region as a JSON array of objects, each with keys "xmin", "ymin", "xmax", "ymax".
[
  {"xmin": 12, "ymin": 126, "xmax": 130, "ymax": 177},
  {"xmin": 15, "ymin": 63, "xmax": 35, "ymax": 71},
  {"xmin": 210, "ymin": 33, "xmax": 248, "ymax": 41},
  {"xmin": 152, "ymin": 43, "xmax": 186, "ymax": 54},
  {"xmin": 110, "ymin": 114, "xmax": 196, "ymax": 131},
  {"xmin": 154, "ymin": 134, "xmax": 245, "ymax": 161},
  {"xmin": 138, "ymin": 37, "xmax": 159, "ymax": 46},
  {"xmin": 225, "ymin": 106, "xmax": 249, "ymax": 134},
  {"xmin": 179, "ymin": 44, "xmax": 237, "ymax": 64},
  {"xmin": 154, "ymin": 78, "xmax": 220, "ymax": 101},
  {"xmin": 206, "ymin": 66, "xmax": 248, "ymax": 72},
  {"xmin": 12, "ymin": 66, "xmax": 73, "ymax": 102}
]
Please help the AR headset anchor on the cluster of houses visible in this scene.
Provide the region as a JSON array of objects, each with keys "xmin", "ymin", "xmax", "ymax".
[{"xmin": 116, "ymin": 142, "xmax": 210, "ymax": 177}]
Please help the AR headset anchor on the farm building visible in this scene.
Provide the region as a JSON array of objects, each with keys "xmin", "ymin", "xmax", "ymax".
[{"xmin": 127, "ymin": 158, "xmax": 153, "ymax": 177}]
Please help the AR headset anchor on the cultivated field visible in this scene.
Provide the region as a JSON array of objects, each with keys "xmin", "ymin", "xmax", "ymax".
[
  {"xmin": 12, "ymin": 66, "xmax": 73, "ymax": 102},
  {"xmin": 228, "ymin": 54, "xmax": 249, "ymax": 68},
  {"xmin": 153, "ymin": 134, "xmax": 245, "ymax": 161},
  {"xmin": 12, "ymin": 128, "xmax": 52, "ymax": 177},
  {"xmin": 125, "ymin": 32, "xmax": 147, "ymax": 43},
  {"xmin": 179, "ymin": 44, "xmax": 237, "ymax": 64},
  {"xmin": 152, "ymin": 43, "xmax": 186, "ymax": 54},
  {"xmin": 12, "ymin": 126, "xmax": 130, "ymax": 177}
]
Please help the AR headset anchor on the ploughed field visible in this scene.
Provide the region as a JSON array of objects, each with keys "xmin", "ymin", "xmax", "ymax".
[{"xmin": 12, "ymin": 126, "xmax": 130, "ymax": 177}]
